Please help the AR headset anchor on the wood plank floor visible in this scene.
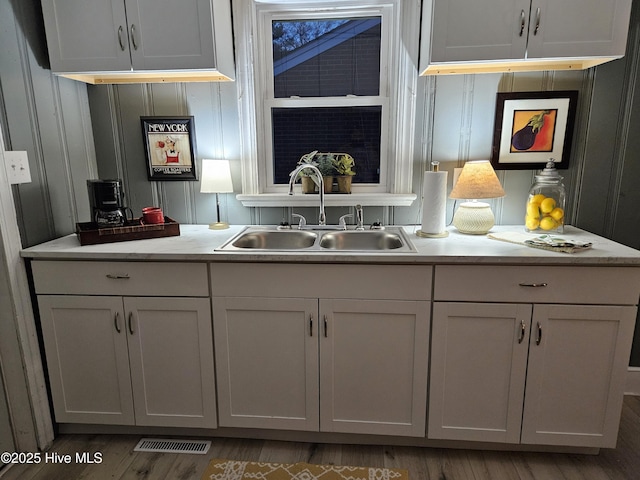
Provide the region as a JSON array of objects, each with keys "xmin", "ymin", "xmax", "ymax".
[{"xmin": 2, "ymin": 396, "xmax": 639, "ymax": 480}]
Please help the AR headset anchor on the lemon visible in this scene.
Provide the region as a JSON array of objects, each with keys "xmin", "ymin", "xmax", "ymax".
[
  {"xmin": 526, "ymin": 202, "xmax": 541, "ymax": 218},
  {"xmin": 550, "ymin": 207, "xmax": 564, "ymax": 221},
  {"xmin": 539, "ymin": 216, "xmax": 557, "ymax": 231},
  {"xmin": 525, "ymin": 215, "xmax": 540, "ymax": 230},
  {"xmin": 540, "ymin": 197, "xmax": 556, "ymax": 214},
  {"xmin": 530, "ymin": 194, "xmax": 546, "ymax": 205}
]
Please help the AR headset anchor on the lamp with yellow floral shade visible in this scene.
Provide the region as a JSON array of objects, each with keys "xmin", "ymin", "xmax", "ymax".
[{"xmin": 449, "ymin": 160, "xmax": 505, "ymax": 234}]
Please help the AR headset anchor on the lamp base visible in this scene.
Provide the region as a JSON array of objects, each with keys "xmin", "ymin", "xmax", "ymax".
[
  {"xmin": 209, "ymin": 221, "xmax": 230, "ymax": 230},
  {"xmin": 452, "ymin": 201, "xmax": 495, "ymax": 235}
]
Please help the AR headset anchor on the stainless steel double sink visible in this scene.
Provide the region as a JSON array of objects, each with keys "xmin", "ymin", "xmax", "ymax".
[{"xmin": 216, "ymin": 226, "xmax": 417, "ymax": 253}]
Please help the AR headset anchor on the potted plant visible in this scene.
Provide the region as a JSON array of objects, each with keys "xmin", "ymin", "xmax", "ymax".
[
  {"xmin": 332, "ymin": 153, "xmax": 356, "ymax": 193},
  {"xmin": 296, "ymin": 151, "xmax": 337, "ymax": 193},
  {"xmin": 315, "ymin": 153, "xmax": 337, "ymax": 193},
  {"xmin": 295, "ymin": 151, "xmax": 320, "ymax": 194}
]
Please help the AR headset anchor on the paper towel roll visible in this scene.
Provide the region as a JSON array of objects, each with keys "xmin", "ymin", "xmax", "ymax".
[{"xmin": 419, "ymin": 171, "xmax": 448, "ymax": 236}]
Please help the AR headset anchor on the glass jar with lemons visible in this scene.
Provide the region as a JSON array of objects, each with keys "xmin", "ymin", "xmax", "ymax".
[{"xmin": 525, "ymin": 159, "xmax": 566, "ymax": 234}]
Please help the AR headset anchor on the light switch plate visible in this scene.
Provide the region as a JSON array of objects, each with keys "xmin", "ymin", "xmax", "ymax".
[{"xmin": 4, "ymin": 151, "xmax": 32, "ymax": 184}]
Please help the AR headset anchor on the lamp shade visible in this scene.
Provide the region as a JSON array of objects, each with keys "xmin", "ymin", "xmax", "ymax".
[
  {"xmin": 200, "ymin": 159, "xmax": 233, "ymax": 193},
  {"xmin": 449, "ymin": 160, "xmax": 505, "ymax": 199}
]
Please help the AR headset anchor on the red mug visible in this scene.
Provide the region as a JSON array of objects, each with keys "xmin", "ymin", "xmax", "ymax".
[{"xmin": 142, "ymin": 207, "xmax": 164, "ymax": 224}]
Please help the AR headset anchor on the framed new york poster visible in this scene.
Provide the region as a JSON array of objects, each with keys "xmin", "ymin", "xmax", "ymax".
[{"xmin": 141, "ymin": 116, "xmax": 197, "ymax": 180}]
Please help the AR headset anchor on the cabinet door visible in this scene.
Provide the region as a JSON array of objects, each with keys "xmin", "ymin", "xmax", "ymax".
[
  {"xmin": 521, "ymin": 304, "xmax": 636, "ymax": 448},
  {"xmin": 429, "ymin": 302, "xmax": 532, "ymax": 443},
  {"xmin": 124, "ymin": 297, "xmax": 216, "ymax": 428},
  {"xmin": 320, "ymin": 299, "xmax": 430, "ymax": 437},
  {"xmin": 430, "ymin": 0, "xmax": 530, "ymax": 62},
  {"xmin": 37, "ymin": 295, "xmax": 134, "ymax": 425},
  {"xmin": 124, "ymin": 0, "xmax": 216, "ymax": 70},
  {"xmin": 213, "ymin": 297, "xmax": 319, "ymax": 431},
  {"xmin": 41, "ymin": 0, "xmax": 132, "ymax": 72},
  {"xmin": 526, "ymin": 0, "xmax": 632, "ymax": 59}
]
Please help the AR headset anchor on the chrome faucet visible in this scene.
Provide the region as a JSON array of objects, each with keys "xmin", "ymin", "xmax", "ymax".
[
  {"xmin": 355, "ymin": 204, "xmax": 364, "ymax": 230},
  {"xmin": 288, "ymin": 164, "xmax": 326, "ymax": 226}
]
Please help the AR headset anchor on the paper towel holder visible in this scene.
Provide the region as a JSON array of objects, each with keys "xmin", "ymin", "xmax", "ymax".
[{"xmin": 417, "ymin": 161, "xmax": 449, "ymax": 238}]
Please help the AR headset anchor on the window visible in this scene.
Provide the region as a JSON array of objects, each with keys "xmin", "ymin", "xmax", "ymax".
[
  {"xmin": 271, "ymin": 106, "xmax": 382, "ymax": 185},
  {"xmin": 234, "ymin": 0, "xmax": 419, "ymax": 206}
]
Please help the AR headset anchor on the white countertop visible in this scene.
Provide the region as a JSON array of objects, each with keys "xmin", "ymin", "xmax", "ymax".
[{"xmin": 20, "ymin": 224, "xmax": 640, "ymax": 265}]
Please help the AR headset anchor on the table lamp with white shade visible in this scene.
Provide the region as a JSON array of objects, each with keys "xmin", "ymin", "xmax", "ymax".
[
  {"xmin": 200, "ymin": 159, "xmax": 233, "ymax": 230},
  {"xmin": 449, "ymin": 160, "xmax": 505, "ymax": 234}
]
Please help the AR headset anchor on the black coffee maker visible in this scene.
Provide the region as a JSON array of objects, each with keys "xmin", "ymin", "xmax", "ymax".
[{"xmin": 87, "ymin": 179, "xmax": 129, "ymax": 227}]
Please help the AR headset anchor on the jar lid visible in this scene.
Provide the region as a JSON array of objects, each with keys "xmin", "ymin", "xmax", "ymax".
[{"xmin": 535, "ymin": 159, "xmax": 563, "ymax": 182}]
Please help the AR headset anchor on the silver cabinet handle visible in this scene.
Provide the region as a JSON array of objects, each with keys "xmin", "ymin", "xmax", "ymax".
[
  {"xmin": 117, "ymin": 25, "xmax": 126, "ymax": 51},
  {"xmin": 106, "ymin": 273, "xmax": 130, "ymax": 280},
  {"xmin": 534, "ymin": 7, "xmax": 541, "ymax": 35},
  {"xmin": 114, "ymin": 312, "xmax": 121, "ymax": 333},
  {"xmin": 128, "ymin": 312, "xmax": 135, "ymax": 335},
  {"xmin": 518, "ymin": 320, "xmax": 526, "ymax": 344},
  {"xmin": 536, "ymin": 322, "xmax": 542, "ymax": 345},
  {"xmin": 309, "ymin": 314, "xmax": 313, "ymax": 337},
  {"xmin": 519, "ymin": 282, "xmax": 547, "ymax": 288},
  {"xmin": 323, "ymin": 315, "xmax": 328, "ymax": 338},
  {"xmin": 519, "ymin": 10, "xmax": 526, "ymax": 37},
  {"xmin": 130, "ymin": 24, "xmax": 138, "ymax": 50}
]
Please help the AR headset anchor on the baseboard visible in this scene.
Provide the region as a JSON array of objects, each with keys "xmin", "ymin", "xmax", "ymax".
[{"xmin": 625, "ymin": 367, "xmax": 640, "ymax": 396}]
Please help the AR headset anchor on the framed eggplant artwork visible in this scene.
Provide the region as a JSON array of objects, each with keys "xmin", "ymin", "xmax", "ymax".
[{"xmin": 490, "ymin": 91, "xmax": 578, "ymax": 170}]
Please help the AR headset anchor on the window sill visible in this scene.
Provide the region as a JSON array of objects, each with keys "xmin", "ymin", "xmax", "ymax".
[{"xmin": 236, "ymin": 193, "xmax": 417, "ymax": 208}]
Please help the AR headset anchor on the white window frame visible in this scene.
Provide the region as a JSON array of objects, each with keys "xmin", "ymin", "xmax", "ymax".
[{"xmin": 233, "ymin": 0, "xmax": 419, "ymax": 207}]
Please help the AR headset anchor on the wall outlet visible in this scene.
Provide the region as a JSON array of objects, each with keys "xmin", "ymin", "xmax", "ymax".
[{"xmin": 4, "ymin": 151, "xmax": 32, "ymax": 184}]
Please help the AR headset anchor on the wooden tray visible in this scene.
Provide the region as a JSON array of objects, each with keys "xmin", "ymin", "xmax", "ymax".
[{"xmin": 76, "ymin": 217, "xmax": 180, "ymax": 245}]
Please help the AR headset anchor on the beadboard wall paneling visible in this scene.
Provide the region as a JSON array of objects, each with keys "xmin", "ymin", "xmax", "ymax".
[
  {"xmin": 87, "ymin": 81, "xmax": 251, "ymax": 226},
  {"xmin": 608, "ymin": 5, "xmax": 640, "ymax": 251},
  {"xmin": 0, "ymin": 0, "xmax": 96, "ymax": 246},
  {"xmin": 415, "ymin": 70, "xmax": 584, "ymax": 227}
]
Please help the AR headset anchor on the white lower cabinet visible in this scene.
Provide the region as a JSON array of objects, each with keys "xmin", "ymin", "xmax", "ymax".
[
  {"xmin": 211, "ymin": 263, "xmax": 432, "ymax": 437},
  {"xmin": 319, "ymin": 299, "xmax": 429, "ymax": 437},
  {"xmin": 38, "ymin": 295, "xmax": 216, "ymax": 428},
  {"xmin": 429, "ymin": 264, "xmax": 639, "ymax": 449},
  {"xmin": 30, "ymin": 255, "xmax": 639, "ymax": 450},
  {"xmin": 521, "ymin": 304, "xmax": 635, "ymax": 447},
  {"xmin": 429, "ymin": 302, "xmax": 531, "ymax": 444},
  {"xmin": 32, "ymin": 260, "xmax": 216, "ymax": 428},
  {"xmin": 38, "ymin": 295, "xmax": 135, "ymax": 426},
  {"xmin": 212, "ymin": 296, "xmax": 319, "ymax": 432}
]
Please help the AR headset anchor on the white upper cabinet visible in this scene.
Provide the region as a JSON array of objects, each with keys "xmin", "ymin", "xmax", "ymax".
[
  {"xmin": 421, "ymin": 0, "xmax": 633, "ymax": 74},
  {"xmin": 41, "ymin": 0, "xmax": 131, "ymax": 72},
  {"xmin": 430, "ymin": 0, "xmax": 531, "ymax": 63},
  {"xmin": 526, "ymin": 0, "xmax": 631, "ymax": 59},
  {"xmin": 41, "ymin": 0, "xmax": 235, "ymax": 82}
]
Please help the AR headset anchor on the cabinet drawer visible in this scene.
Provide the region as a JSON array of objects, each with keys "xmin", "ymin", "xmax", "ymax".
[
  {"xmin": 211, "ymin": 263, "xmax": 432, "ymax": 301},
  {"xmin": 434, "ymin": 265, "xmax": 640, "ymax": 305},
  {"xmin": 31, "ymin": 260, "xmax": 208, "ymax": 297}
]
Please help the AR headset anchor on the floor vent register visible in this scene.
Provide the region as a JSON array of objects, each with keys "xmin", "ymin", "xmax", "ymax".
[{"xmin": 133, "ymin": 438, "xmax": 211, "ymax": 455}]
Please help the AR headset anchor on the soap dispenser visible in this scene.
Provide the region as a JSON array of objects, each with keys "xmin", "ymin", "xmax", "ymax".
[{"xmin": 525, "ymin": 159, "xmax": 566, "ymax": 234}]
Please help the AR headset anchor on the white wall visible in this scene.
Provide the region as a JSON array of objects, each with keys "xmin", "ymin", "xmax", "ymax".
[
  {"xmin": 84, "ymin": 65, "xmax": 588, "ymax": 231},
  {"xmin": 0, "ymin": 0, "xmax": 97, "ymax": 247}
]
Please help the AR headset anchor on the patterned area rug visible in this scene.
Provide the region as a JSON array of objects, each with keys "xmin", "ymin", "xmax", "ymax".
[{"xmin": 201, "ymin": 459, "xmax": 409, "ymax": 480}]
